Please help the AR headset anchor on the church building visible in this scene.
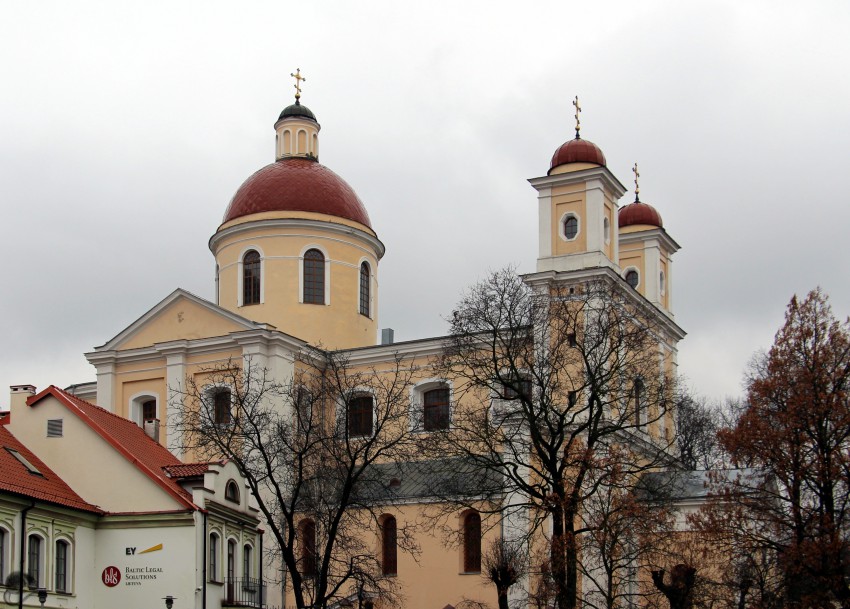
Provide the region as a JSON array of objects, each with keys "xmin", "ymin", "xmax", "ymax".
[{"xmin": 5, "ymin": 79, "xmax": 685, "ymax": 609}]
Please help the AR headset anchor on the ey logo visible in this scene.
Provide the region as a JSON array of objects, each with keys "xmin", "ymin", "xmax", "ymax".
[{"xmin": 126, "ymin": 543, "xmax": 163, "ymax": 555}]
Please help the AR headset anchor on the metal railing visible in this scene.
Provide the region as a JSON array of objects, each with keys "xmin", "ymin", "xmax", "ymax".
[{"xmin": 222, "ymin": 576, "xmax": 265, "ymax": 608}]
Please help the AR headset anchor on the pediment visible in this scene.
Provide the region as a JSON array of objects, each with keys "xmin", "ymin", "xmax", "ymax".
[{"xmin": 95, "ymin": 289, "xmax": 268, "ymax": 352}]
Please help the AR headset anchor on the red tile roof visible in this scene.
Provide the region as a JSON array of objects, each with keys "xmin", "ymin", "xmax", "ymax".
[
  {"xmin": 164, "ymin": 461, "xmax": 225, "ymax": 479},
  {"xmin": 0, "ymin": 425, "xmax": 102, "ymax": 513},
  {"xmin": 27, "ymin": 386, "xmax": 197, "ymax": 510},
  {"xmin": 222, "ymin": 157, "xmax": 372, "ymax": 228},
  {"xmin": 549, "ymin": 137, "xmax": 607, "ymax": 172}
]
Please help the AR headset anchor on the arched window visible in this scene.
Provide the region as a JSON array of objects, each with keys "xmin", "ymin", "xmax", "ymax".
[
  {"xmin": 347, "ymin": 395, "xmax": 374, "ymax": 438},
  {"xmin": 303, "ymin": 249, "xmax": 325, "ymax": 304},
  {"xmin": 55, "ymin": 539, "xmax": 69, "ymax": 593},
  {"xmin": 633, "ymin": 378, "xmax": 645, "ymax": 428},
  {"xmin": 299, "ymin": 520, "xmax": 317, "ymax": 577},
  {"xmin": 142, "ymin": 399, "xmax": 156, "ymax": 422},
  {"xmin": 381, "ymin": 515, "xmax": 397, "ymax": 576},
  {"xmin": 225, "ymin": 480, "xmax": 240, "ymax": 503},
  {"xmin": 27, "ymin": 534, "xmax": 42, "ymax": 587},
  {"xmin": 463, "ymin": 511, "xmax": 481, "ymax": 573},
  {"xmin": 625, "ymin": 269, "xmax": 639, "ymax": 289},
  {"xmin": 243, "ymin": 250, "xmax": 261, "ymax": 306},
  {"xmin": 209, "ymin": 533, "xmax": 220, "ymax": 582},
  {"xmin": 423, "ymin": 387, "xmax": 450, "ymax": 431},
  {"xmin": 213, "ymin": 389, "xmax": 231, "ymax": 425},
  {"xmin": 359, "ymin": 262, "xmax": 370, "ymax": 317}
]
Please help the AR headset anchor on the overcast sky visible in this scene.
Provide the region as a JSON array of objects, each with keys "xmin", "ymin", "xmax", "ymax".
[{"xmin": 1, "ymin": 1, "xmax": 848, "ymax": 408}]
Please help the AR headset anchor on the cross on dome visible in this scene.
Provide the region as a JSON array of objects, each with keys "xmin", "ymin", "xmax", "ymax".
[
  {"xmin": 633, "ymin": 162, "xmax": 640, "ymax": 202},
  {"xmin": 291, "ymin": 68, "xmax": 306, "ymax": 102},
  {"xmin": 573, "ymin": 95, "xmax": 581, "ymax": 139}
]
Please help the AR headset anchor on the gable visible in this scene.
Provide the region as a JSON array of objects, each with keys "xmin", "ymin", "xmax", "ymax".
[{"xmin": 99, "ymin": 289, "xmax": 264, "ymax": 351}]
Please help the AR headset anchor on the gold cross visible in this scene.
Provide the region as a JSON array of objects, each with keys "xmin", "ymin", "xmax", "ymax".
[
  {"xmin": 633, "ymin": 163, "xmax": 641, "ymax": 202},
  {"xmin": 290, "ymin": 68, "xmax": 306, "ymax": 101},
  {"xmin": 573, "ymin": 95, "xmax": 581, "ymax": 138}
]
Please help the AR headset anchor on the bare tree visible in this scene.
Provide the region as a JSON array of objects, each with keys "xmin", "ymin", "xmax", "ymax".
[
  {"xmin": 170, "ymin": 351, "xmax": 418, "ymax": 609},
  {"xmin": 482, "ymin": 538, "xmax": 528, "ymax": 609},
  {"xmin": 676, "ymin": 392, "xmax": 723, "ymax": 471},
  {"xmin": 429, "ymin": 269, "xmax": 680, "ymax": 609}
]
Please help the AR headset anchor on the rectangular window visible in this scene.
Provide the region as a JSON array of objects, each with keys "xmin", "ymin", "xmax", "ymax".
[
  {"xmin": 347, "ymin": 396, "xmax": 373, "ymax": 437},
  {"xmin": 209, "ymin": 535, "xmax": 218, "ymax": 582},
  {"xmin": 423, "ymin": 388, "xmax": 450, "ymax": 431},
  {"xmin": 214, "ymin": 390, "xmax": 232, "ymax": 425},
  {"xmin": 55, "ymin": 541, "xmax": 68, "ymax": 593},
  {"xmin": 27, "ymin": 535, "xmax": 41, "ymax": 588},
  {"xmin": 0, "ymin": 529, "xmax": 5, "ymax": 582},
  {"xmin": 142, "ymin": 400, "xmax": 156, "ymax": 422},
  {"xmin": 501, "ymin": 378, "xmax": 531, "ymax": 401}
]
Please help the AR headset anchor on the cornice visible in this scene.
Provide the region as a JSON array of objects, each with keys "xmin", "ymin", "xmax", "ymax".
[
  {"xmin": 209, "ymin": 217, "xmax": 386, "ymax": 259},
  {"xmin": 528, "ymin": 165, "xmax": 628, "ymax": 199},
  {"xmin": 618, "ymin": 226, "xmax": 681, "ymax": 253}
]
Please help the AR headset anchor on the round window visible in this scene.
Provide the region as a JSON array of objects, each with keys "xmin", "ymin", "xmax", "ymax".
[
  {"xmin": 564, "ymin": 216, "xmax": 578, "ymax": 240},
  {"xmin": 625, "ymin": 270, "xmax": 639, "ymax": 289}
]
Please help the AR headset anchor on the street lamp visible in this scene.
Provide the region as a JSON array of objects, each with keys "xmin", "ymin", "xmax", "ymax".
[
  {"xmin": 162, "ymin": 596, "xmax": 176, "ymax": 609},
  {"xmin": 37, "ymin": 588, "xmax": 47, "ymax": 607}
]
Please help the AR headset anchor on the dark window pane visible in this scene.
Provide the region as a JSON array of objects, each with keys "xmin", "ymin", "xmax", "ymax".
[
  {"xmin": 463, "ymin": 512, "xmax": 481, "ymax": 572},
  {"xmin": 28, "ymin": 535, "xmax": 40, "ymax": 587},
  {"xmin": 56, "ymin": 541, "xmax": 68, "ymax": 593},
  {"xmin": 214, "ymin": 390, "xmax": 231, "ymax": 425},
  {"xmin": 142, "ymin": 399, "xmax": 156, "ymax": 422},
  {"xmin": 382, "ymin": 516, "xmax": 397, "ymax": 575},
  {"xmin": 360, "ymin": 262, "xmax": 370, "ymax": 317},
  {"xmin": 502, "ymin": 378, "xmax": 531, "ymax": 401},
  {"xmin": 424, "ymin": 388, "xmax": 450, "ymax": 431},
  {"xmin": 300, "ymin": 520, "xmax": 317, "ymax": 576},
  {"xmin": 564, "ymin": 216, "xmax": 578, "ymax": 239},
  {"xmin": 304, "ymin": 249, "xmax": 325, "ymax": 304},
  {"xmin": 347, "ymin": 396, "xmax": 373, "ymax": 437},
  {"xmin": 625, "ymin": 270, "xmax": 639, "ymax": 289},
  {"xmin": 243, "ymin": 250, "xmax": 261, "ymax": 305}
]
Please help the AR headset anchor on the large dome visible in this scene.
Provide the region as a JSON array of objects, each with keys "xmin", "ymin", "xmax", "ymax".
[
  {"xmin": 222, "ymin": 157, "xmax": 372, "ymax": 228},
  {"xmin": 619, "ymin": 201, "xmax": 663, "ymax": 228},
  {"xmin": 549, "ymin": 137, "xmax": 607, "ymax": 173}
]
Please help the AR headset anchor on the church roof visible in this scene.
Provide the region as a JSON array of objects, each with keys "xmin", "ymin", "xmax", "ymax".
[
  {"xmin": 619, "ymin": 200, "xmax": 664, "ymax": 228},
  {"xmin": 549, "ymin": 137, "xmax": 607, "ymax": 172},
  {"xmin": 0, "ymin": 423, "xmax": 102, "ymax": 513},
  {"xmin": 278, "ymin": 101, "xmax": 317, "ymax": 122},
  {"xmin": 222, "ymin": 157, "xmax": 372, "ymax": 229}
]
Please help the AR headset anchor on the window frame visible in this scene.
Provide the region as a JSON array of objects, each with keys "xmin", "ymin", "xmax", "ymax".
[
  {"xmin": 209, "ymin": 532, "xmax": 220, "ymax": 583},
  {"xmin": 224, "ymin": 480, "xmax": 240, "ymax": 504},
  {"xmin": 55, "ymin": 538, "xmax": 70, "ymax": 594},
  {"xmin": 633, "ymin": 377, "xmax": 646, "ymax": 429},
  {"xmin": 243, "ymin": 544, "xmax": 253, "ymax": 579},
  {"xmin": 212, "ymin": 388, "xmax": 232, "ymax": 426},
  {"xmin": 359, "ymin": 261, "xmax": 371, "ymax": 317},
  {"xmin": 624, "ymin": 268, "xmax": 640, "ymax": 289},
  {"xmin": 559, "ymin": 212, "xmax": 581, "ymax": 242},
  {"xmin": 423, "ymin": 387, "xmax": 451, "ymax": 432},
  {"xmin": 27, "ymin": 534, "xmax": 43, "ymax": 588},
  {"xmin": 299, "ymin": 519, "xmax": 317, "ymax": 577},
  {"xmin": 346, "ymin": 394, "xmax": 374, "ymax": 438},
  {"xmin": 380, "ymin": 515, "xmax": 397, "ymax": 576},
  {"xmin": 241, "ymin": 249, "xmax": 262, "ymax": 306},
  {"xmin": 129, "ymin": 392, "xmax": 159, "ymax": 427},
  {"xmin": 0, "ymin": 527, "xmax": 6, "ymax": 583},
  {"xmin": 302, "ymin": 247, "xmax": 327, "ymax": 305},
  {"xmin": 462, "ymin": 511, "xmax": 481, "ymax": 573}
]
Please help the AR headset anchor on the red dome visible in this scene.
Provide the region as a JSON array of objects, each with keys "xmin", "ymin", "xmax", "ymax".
[
  {"xmin": 549, "ymin": 137, "xmax": 607, "ymax": 173},
  {"xmin": 223, "ymin": 158, "xmax": 372, "ymax": 228},
  {"xmin": 619, "ymin": 201, "xmax": 663, "ymax": 229}
]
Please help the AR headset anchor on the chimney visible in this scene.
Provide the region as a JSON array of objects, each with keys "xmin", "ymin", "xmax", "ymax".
[
  {"xmin": 144, "ymin": 419, "xmax": 160, "ymax": 443},
  {"xmin": 381, "ymin": 328, "xmax": 395, "ymax": 345},
  {"xmin": 10, "ymin": 385, "xmax": 36, "ymax": 413}
]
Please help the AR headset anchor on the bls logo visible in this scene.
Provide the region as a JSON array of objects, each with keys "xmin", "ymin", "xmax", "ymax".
[{"xmin": 102, "ymin": 566, "xmax": 121, "ymax": 587}]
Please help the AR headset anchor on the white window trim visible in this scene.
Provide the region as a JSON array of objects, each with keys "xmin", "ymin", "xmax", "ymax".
[
  {"xmin": 299, "ymin": 244, "xmax": 331, "ymax": 305},
  {"xmin": 129, "ymin": 392, "xmax": 160, "ymax": 427},
  {"xmin": 623, "ymin": 266, "xmax": 640, "ymax": 290},
  {"xmin": 203, "ymin": 384, "xmax": 234, "ymax": 426},
  {"xmin": 237, "ymin": 245, "xmax": 265, "ymax": 307},
  {"xmin": 409, "ymin": 379, "xmax": 452, "ymax": 432},
  {"xmin": 209, "ymin": 530, "xmax": 222, "ymax": 583},
  {"xmin": 559, "ymin": 212, "xmax": 581, "ymax": 242},
  {"xmin": 357, "ymin": 257, "xmax": 374, "ymax": 319}
]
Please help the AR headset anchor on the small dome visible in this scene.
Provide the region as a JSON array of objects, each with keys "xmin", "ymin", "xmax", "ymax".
[
  {"xmin": 549, "ymin": 137, "xmax": 607, "ymax": 173},
  {"xmin": 222, "ymin": 157, "xmax": 372, "ymax": 228},
  {"xmin": 619, "ymin": 201, "xmax": 663, "ymax": 229},
  {"xmin": 278, "ymin": 101, "xmax": 317, "ymax": 122}
]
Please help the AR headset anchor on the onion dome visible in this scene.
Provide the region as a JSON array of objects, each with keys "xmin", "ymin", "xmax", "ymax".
[
  {"xmin": 278, "ymin": 100, "xmax": 316, "ymax": 122},
  {"xmin": 222, "ymin": 157, "xmax": 372, "ymax": 228},
  {"xmin": 619, "ymin": 200, "xmax": 663, "ymax": 228},
  {"xmin": 549, "ymin": 137, "xmax": 607, "ymax": 173}
]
